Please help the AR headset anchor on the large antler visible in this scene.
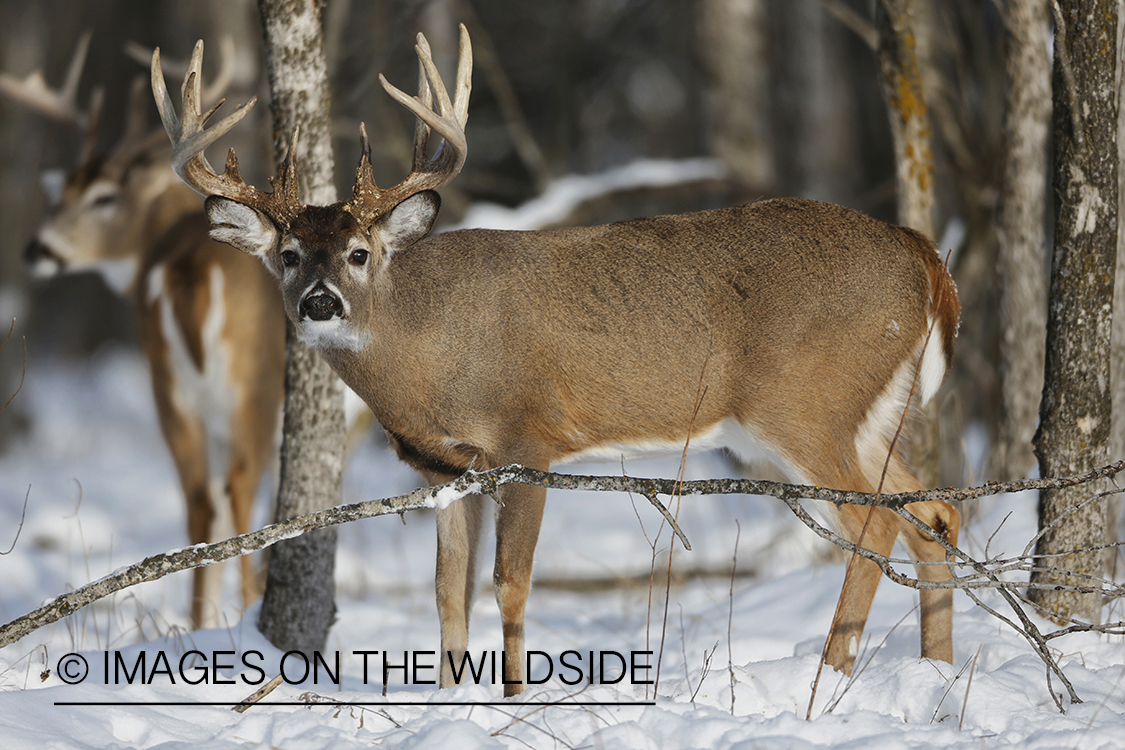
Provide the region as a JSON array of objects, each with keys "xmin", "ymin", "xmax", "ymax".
[
  {"xmin": 151, "ymin": 39, "xmax": 301, "ymax": 229},
  {"xmin": 346, "ymin": 24, "xmax": 472, "ymax": 226},
  {"xmin": 128, "ymin": 35, "xmax": 236, "ymax": 106},
  {"xmin": 0, "ymin": 31, "xmax": 105, "ymax": 166}
]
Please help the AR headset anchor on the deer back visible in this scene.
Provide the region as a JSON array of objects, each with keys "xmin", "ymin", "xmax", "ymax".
[{"xmin": 309, "ymin": 197, "xmax": 956, "ymax": 478}]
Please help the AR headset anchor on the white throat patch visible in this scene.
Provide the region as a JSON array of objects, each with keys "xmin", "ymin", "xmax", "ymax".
[{"xmin": 297, "ymin": 317, "xmax": 369, "ymax": 351}]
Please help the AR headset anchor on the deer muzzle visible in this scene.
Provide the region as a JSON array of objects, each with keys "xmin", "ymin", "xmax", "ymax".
[
  {"xmin": 300, "ymin": 290, "xmax": 343, "ymax": 322},
  {"xmin": 23, "ymin": 238, "xmax": 66, "ymax": 275}
]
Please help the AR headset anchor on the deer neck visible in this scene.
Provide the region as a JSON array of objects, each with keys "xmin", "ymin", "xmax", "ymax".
[{"xmin": 140, "ymin": 180, "xmax": 202, "ymax": 256}]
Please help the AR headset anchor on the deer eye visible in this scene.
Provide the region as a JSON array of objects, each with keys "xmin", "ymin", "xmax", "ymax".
[
  {"xmin": 89, "ymin": 191, "xmax": 119, "ymax": 209},
  {"xmin": 280, "ymin": 250, "xmax": 299, "ymax": 267},
  {"xmin": 349, "ymin": 248, "xmax": 370, "ymax": 266}
]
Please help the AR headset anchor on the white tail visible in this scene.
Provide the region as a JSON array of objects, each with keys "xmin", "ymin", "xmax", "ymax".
[
  {"xmin": 8, "ymin": 37, "xmax": 285, "ymax": 629},
  {"xmin": 153, "ymin": 26, "xmax": 961, "ymax": 693}
]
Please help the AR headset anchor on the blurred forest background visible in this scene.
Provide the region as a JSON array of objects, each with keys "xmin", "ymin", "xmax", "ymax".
[{"xmin": 0, "ymin": 0, "xmax": 1015, "ymax": 481}]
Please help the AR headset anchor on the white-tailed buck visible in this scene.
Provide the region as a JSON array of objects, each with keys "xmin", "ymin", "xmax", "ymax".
[
  {"xmin": 4, "ymin": 35, "xmax": 285, "ymax": 629},
  {"xmin": 152, "ymin": 26, "xmax": 961, "ymax": 695}
]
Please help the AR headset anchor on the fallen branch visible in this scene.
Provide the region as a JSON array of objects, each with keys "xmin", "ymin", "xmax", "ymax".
[{"xmin": 2, "ymin": 460, "xmax": 1123, "ymax": 676}]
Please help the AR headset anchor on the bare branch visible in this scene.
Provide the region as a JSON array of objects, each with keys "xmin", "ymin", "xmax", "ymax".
[{"xmin": 2, "ymin": 458, "xmax": 1122, "ymax": 709}]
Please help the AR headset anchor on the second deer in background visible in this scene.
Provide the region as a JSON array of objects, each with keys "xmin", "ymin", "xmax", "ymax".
[{"xmin": 2, "ymin": 34, "xmax": 285, "ymax": 629}]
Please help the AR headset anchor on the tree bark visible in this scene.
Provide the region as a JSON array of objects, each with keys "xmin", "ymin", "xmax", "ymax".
[
  {"xmin": 256, "ymin": 0, "xmax": 344, "ymax": 653},
  {"xmin": 1030, "ymin": 0, "xmax": 1117, "ymax": 625},
  {"xmin": 698, "ymin": 0, "xmax": 775, "ymax": 191},
  {"xmin": 1112, "ymin": 0, "xmax": 1125, "ymax": 581},
  {"xmin": 875, "ymin": 0, "xmax": 942, "ymax": 488},
  {"xmin": 992, "ymin": 0, "xmax": 1050, "ymax": 482}
]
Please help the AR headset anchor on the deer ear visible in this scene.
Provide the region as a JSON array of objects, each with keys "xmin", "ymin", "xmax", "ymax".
[
  {"xmin": 206, "ymin": 196, "xmax": 279, "ymax": 259},
  {"xmin": 377, "ymin": 191, "xmax": 439, "ymax": 252}
]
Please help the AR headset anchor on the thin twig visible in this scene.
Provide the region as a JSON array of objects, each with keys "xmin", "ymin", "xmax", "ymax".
[
  {"xmin": 958, "ymin": 646, "xmax": 981, "ymax": 731},
  {"xmin": 0, "ymin": 319, "xmax": 27, "ymax": 416},
  {"xmin": 728, "ymin": 520, "xmax": 741, "ymax": 716},
  {"xmin": 1049, "ymin": 0, "xmax": 1086, "ymax": 149},
  {"xmin": 233, "ymin": 673, "xmax": 284, "ymax": 713},
  {"xmin": 0, "ymin": 486, "xmax": 31, "ymax": 555}
]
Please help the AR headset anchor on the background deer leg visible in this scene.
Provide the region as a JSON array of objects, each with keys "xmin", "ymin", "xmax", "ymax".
[
  {"xmin": 226, "ymin": 451, "xmax": 266, "ymax": 610},
  {"xmin": 434, "ymin": 489, "xmax": 485, "ymax": 688},
  {"xmin": 158, "ymin": 408, "xmax": 219, "ymax": 629},
  {"xmin": 493, "ymin": 481, "xmax": 546, "ymax": 697}
]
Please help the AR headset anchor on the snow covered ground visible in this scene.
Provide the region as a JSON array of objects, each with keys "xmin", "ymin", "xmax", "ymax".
[
  {"xmin": 1, "ymin": 347, "xmax": 1123, "ymax": 749},
  {"xmin": 1, "ymin": 164, "xmax": 1122, "ymax": 748}
]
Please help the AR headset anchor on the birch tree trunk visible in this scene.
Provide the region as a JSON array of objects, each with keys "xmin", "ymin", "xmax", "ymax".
[
  {"xmin": 875, "ymin": 0, "xmax": 942, "ymax": 488},
  {"xmin": 992, "ymin": 0, "xmax": 1050, "ymax": 482},
  {"xmin": 256, "ymin": 0, "xmax": 344, "ymax": 653},
  {"xmin": 1030, "ymin": 0, "xmax": 1117, "ymax": 625},
  {"xmin": 1111, "ymin": 0, "xmax": 1125, "ymax": 580}
]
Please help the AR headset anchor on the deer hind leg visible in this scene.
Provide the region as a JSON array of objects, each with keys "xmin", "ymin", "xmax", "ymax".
[
  {"xmin": 864, "ymin": 451, "xmax": 959, "ymax": 665},
  {"xmin": 900, "ymin": 494, "xmax": 959, "ymax": 664},
  {"xmin": 493, "ymin": 481, "xmax": 547, "ymax": 697},
  {"xmin": 825, "ymin": 449, "xmax": 959, "ymax": 672},
  {"xmin": 824, "ymin": 500, "xmax": 901, "ymax": 674},
  {"xmin": 434, "ymin": 487, "xmax": 486, "ymax": 688}
]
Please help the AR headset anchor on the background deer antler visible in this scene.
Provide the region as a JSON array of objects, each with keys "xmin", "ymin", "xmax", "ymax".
[{"xmin": 0, "ymin": 30, "xmax": 104, "ymax": 166}]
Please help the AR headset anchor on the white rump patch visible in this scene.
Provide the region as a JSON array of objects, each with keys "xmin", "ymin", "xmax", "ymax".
[
  {"xmin": 854, "ymin": 315, "xmax": 950, "ymax": 480},
  {"xmin": 916, "ymin": 315, "xmax": 948, "ymax": 405},
  {"xmin": 157, "ymin": 264, "xmax": 237, "ymax": 489}
]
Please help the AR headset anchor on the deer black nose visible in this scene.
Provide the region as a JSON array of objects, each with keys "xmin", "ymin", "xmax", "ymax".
[
  {"xmin": 301, "ymin": 292, "xmax": 342, "ymax": 321},
  {"xmin": 23, "ymin": 238, "xmax": 65, "ymax": 273}
]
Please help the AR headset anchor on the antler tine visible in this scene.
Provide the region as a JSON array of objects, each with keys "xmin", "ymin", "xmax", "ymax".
[
  {"xmin": 77, "ymin": 86, "xmax": 105, "ymax": 167},
  {"xmin": 0, "ymin": 30, "xmax": 94, "ymax": 127},
  {"xmin": 410, "ymin": 33, "xmax": 434, "ymax": 171},
  {"xmin": 451, "ymin": 25, "xmax": 472, "ymax": 128},
  {"xmin": 131, "ymin": 34, "xmax": 235, "ymax": 104},
  {"xmin": 345, "ymin": 24, "xmax": 472, "ymax": 226},
  {"xmin": 151, "ymin": 39, "xmax": 300, "ymax": 226},
  {"xmin": 375, "ymin": 23, "xmax": 472, "ymax": 184},
  {"xmin": 61, "ymin": 31, "xmax": 92, "ymax": 114},
  {"xmin": 151, "ymin": 47, "xmax": 176, "ymax": 135}
]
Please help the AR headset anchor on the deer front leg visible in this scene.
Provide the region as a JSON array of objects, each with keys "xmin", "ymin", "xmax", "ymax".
[
  {"xmin": 435, "ymin": 492, "xmax": 485, "ymax": 688},
  {"xmin": 492, "ymin": 481, "xmax": 547, "ymax": 697}
]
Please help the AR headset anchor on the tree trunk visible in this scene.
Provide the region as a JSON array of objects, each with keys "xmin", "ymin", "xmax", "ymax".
[
  {"xmin": 992, "ymin": 0, "xmax": 1050, "ymax": 482},
  {"xmin": 1111, "ymin": 0, "xmax": 1125, "ymax": 581},
  {"xmin": 875, "ymin": 0, "xmax": 942, "ymax": 488},
  {"xmin": 765, "ymin": 0, "xmax": 858, "ymax": 204},
  {"xmin": 1030, "ymin": 0, "xmax": 1117, "ymax": 625},
  {"xmin": 256, "ymin": 0, "xmax": 344, "ymax": 653},
  {"xmin": 698, "ymin": 0, "xmax": 775, "ymax": 191}
]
